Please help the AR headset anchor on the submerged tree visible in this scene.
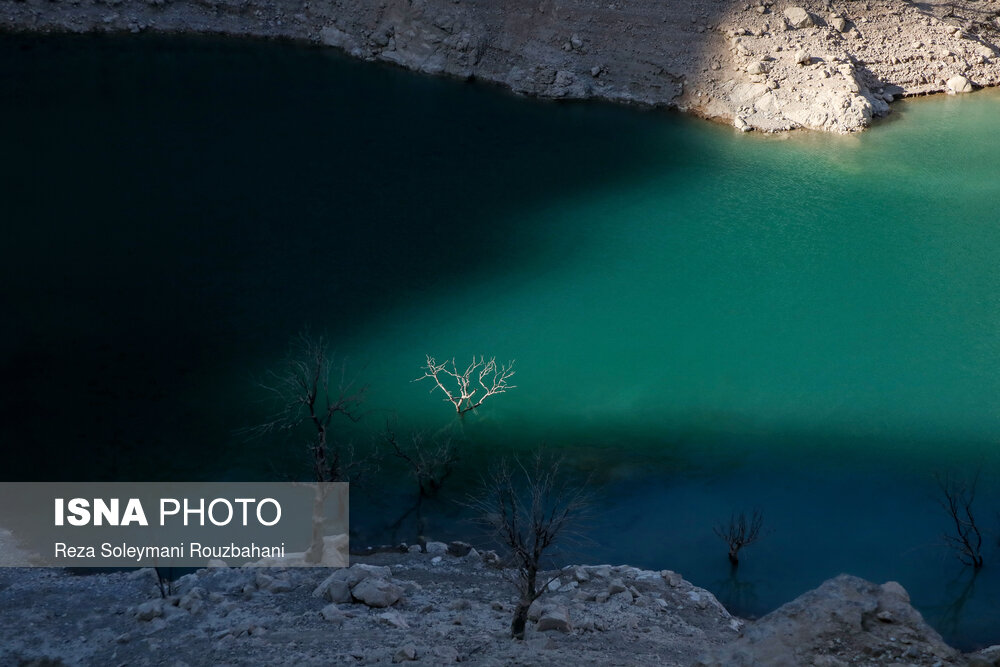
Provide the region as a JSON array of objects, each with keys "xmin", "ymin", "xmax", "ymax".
[
  {"xmin": 714, "ymin": 509, "xmax": 764, "ymax": 567},
  {"xmin": 415, "ymin": 355, "xmax": 516, "ymax": 417},
  {"xmin": 249, "ymin": 332, "xmax": 372, "ymax": 562},
  {"xmin": 252, "ymin": 332, "xmax": 368, "ymax": 483},
  {"xmin": 468, "ymin": 452, "xmax": 589, "ymax": 639},
  {"xmin": 937, "ymin": 472, "xmax": 984, "ymax": 569},
  {"xmin": 385, "ymin": 422, "xmax": 457, "ymax": 499},
  {"xmin": 383, "ymin": 422, "xmax": 459, "ymax": 540}
]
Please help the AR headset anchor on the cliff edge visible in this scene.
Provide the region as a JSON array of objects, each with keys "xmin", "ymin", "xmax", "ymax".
[{"xmin": 3, "ymin": 0, "xmax": 1000, "ymax": 132}]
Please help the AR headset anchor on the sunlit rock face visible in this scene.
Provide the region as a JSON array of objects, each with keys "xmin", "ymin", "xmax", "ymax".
[{"xmin": 3, "ymin": 0, "xmax": 1000, "ymax": 132}]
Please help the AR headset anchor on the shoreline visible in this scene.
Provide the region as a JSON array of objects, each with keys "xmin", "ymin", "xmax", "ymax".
[
  {"xmin": 1, "ymin": 546, "xmax": 998, "ymax": 665},
  {"xmin": 3, "ymin": 0, "xmax": 1000, "ymax": 133}
]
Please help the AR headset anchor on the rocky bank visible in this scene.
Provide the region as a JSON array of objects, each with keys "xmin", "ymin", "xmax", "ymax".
[
  {"xmin": 1, "ymin": 542, "xmax": 999, "ymax": 666},
  {"xmin": 2, "ymin": 0, "xmax": 1000, "ymax": 133}
]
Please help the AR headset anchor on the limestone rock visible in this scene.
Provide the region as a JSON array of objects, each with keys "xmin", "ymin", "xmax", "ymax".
[
  {"xmin": 537, "ymin": 605, "xmax": 572, "ymax": 632},
  {"xmin": 607, "ymin": 579, "xmax": 627, "ymax": 595},
  {"xmin": 447, "ymin": 541, "xmax": 472, "ymax": 557},
  {"xmin": 425, "ymin": 541, "xmax": 448, "ymax": 556},
  {"xmin": 352, "ymin": 578, "xmax": 404, "ymax": 608},
  {"xmin": 795, "ymin": 49, "xmax": 811, "ymax": 65},
  {"xmin": 696, "ymin": 575, "xmax": 960, "ymax": 666},
  {"xmin": 947, "ymin": 74, "xmax": 973, "ymax": 93},
  {"xmin": 829, "ymin": 15, "xmax": 847, "ymax": 32},
  {"xmin": 313, "ymin": 574, "xmax": 353, "ymax": 603},
  {"xmin": 784, "ymin": 7, "xmax": 814, "ymax": 29}
]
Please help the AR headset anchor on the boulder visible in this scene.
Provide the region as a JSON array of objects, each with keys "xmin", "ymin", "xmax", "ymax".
[
  {"xmin": 313, "ymin": 574, "xmax": 353, "ymax": 603},
  {"xmin": 784, "ymin": 7, "xmax": 814, "ymax": 28},
  {"xmin": 447, "ymin": 541, "xmax": 472, "ymax": 557},
  {"xmin": 947, "ymin": 75, "xmax": 973, "ymax": 93},
  {"xmin": 696, "ymin": 575, "xmax": 960, "ymax": 666},
  {"xmin": 537, "ymin": 606, "xmax": 572, "ymax": 633},
  {"xmin": 425, "ymin": 541, "xmax": 448, "ymax": 556},
  {"xmin": 829, "ymin": 15, "xmax": 847, "ymax": 31},
  {"xmin": 795, "ymin": 49, "xmax": 811, "ymax": 65},
  {"xmin": 352, "ymin": 578, "xmax": 404, "ymax": 608}
]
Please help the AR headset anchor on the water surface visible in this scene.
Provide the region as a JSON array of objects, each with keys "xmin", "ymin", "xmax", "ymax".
[{"xmin": 2, "ymin": 33, "xmax": 1000, "ymax": 648}]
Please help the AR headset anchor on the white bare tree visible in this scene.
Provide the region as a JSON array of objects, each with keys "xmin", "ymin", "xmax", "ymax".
[{"xmin": 415, "ymin": 355, "xmax": 516, "ymax": 416}]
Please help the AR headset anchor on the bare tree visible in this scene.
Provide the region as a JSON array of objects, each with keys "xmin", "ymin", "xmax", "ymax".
[
  {"xmin": 469, "ymin": 452, "xmax": 589, "ymax": 639},
  {"xmin": 385, "ymin": 422, "xmax": 457, "ymax": 499},
  {"xmin": 249, "ymin": 332, "xmax": 372, "ymax": 562},
  {"xmin": 415, "ymin": 355, "xmax": 516, "ymax": 416},
  {"xmin": 714, "ymin": 509, "xmax": 764, "ymax": 567},
  {"xmin": 383, "ymin": 423, "xmax": 458, "ymax": 541},
  {"xmin": 253, "ymin": 332, "xmax": 368, "ymax": 483},
  {"xmin": 937, "ymin": 472, "xmax": 984, "ymax": 569}
]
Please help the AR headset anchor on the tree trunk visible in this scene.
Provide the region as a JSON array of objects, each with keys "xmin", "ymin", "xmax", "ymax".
[{"xmin": 511, "ymin": 600, "xmax": 531, "ymax": 639}]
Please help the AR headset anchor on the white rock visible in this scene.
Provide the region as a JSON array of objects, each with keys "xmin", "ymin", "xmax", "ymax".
[
  {"xmin": 946, "ymin": 74, "xmax": 973, "ymax": 93},
  {"xmin": 783, "ymin": 7, "xmax": 813, "ymax": 28},
  {"xmin": 537, "ymin": 605, "xmax": 572, "ymax": 632},
  {"xmin": 313, "ymin": 574, "xmax": 352, "ymax": 603},
  {"xmin": 352, "ymin": 578, "xmax": 404, "ymax": 608},
  {"xmin": 795, "ymin": 49, "xmax": 811, "ymax": 65},
  {"xmin": 425, "ymin": 541, "xmax": 448, "ymax": 555}
]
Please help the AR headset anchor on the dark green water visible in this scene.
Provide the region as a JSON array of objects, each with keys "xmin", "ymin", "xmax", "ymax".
[{"xmin": 3, "ymin": 33, "xmax": 1000, "ymax": 648}]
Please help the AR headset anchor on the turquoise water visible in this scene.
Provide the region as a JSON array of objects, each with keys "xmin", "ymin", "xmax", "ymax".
[{"xmin": 2, "ymin": 33, "xmax": 1000, "ymax": 648}]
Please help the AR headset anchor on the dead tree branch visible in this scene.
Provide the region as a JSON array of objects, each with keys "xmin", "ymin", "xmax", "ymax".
[
  {"xmin": 249, "ymin": 332, "xmax": 369, "ymax": 483},
  {"xmin": 714, "ymin": 509, "xmax": 764, "ymax": 567},
  {"xmin": 415, "ymin": 355, "xmax": 516, "ymax": 416},
  {"xmin": 385, "ymin": 421, "xmax": 457, "ymax": 499},
  {"xmin": 937, "ymin": 472, "xmax": 985, "ymax": 569},
  {"xmin": 468, "ymin": 452, "xmax": 589, "ymax": 639}
]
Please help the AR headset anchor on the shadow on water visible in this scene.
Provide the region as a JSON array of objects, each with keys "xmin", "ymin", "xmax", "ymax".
[
  {"xmin": 0, "ymin": 32, "xmax": 695, "ymax": 480},
  {"xmin": 3, "ymin": 31, "xmax": 1000, "ymax": 650}
]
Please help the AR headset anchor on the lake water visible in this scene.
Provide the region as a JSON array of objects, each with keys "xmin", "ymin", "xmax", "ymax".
[{"xmin": 3, "ymin": 33, "xmax": 1000, "ymax": 649}]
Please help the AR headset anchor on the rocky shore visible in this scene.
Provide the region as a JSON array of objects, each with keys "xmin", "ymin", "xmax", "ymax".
[
  {"xmin": 3, "ymin": 0, "xmax": 1000, "ymax": 132},
  {"xmin": 1, "ymin": 542, "xmax": 999, "ymax": 666}
]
